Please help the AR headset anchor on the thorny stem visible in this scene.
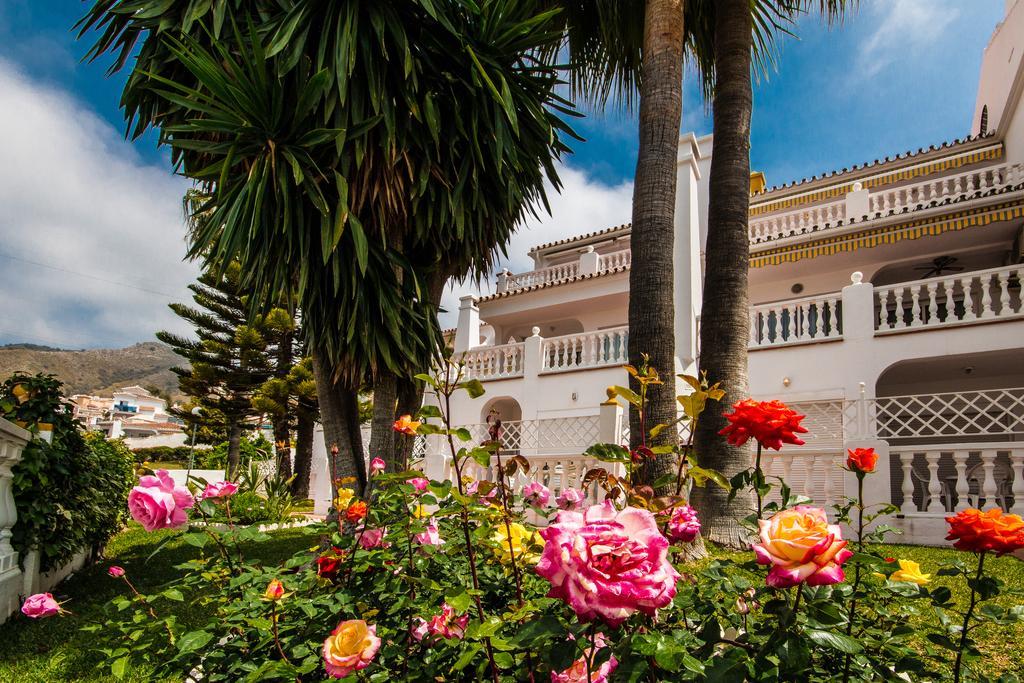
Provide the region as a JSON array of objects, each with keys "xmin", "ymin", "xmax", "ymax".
[
  {"xmin": 584, "ymin": 624, "xmax": 597, "ymax": 683},
  {"xmin": 953, "ymin": 551, "xmax": 986, "ymax": 683},
  {"xmin": 492, "ymin": 443, "xmax": 536, "ymax": 683},
  {"xmin": 440, "ymin": 368, "xmax": 501, "ymax": 683},
  {"xmin": 270, "ymin": 601, "xmax": 291, "ymax": 664},
  {"xmin": 401, "ymin": 483, "xmax": 416, "ymax": 683},
  {"xmin": 121, "ymin": 575, "xmax": 175, "ymax": 643},
  {"xmin": 754, "ymin": 443, "xmax": 764, "ymax": 520},
  {"xmin": 841, "ymin": 474, "xmax": 867, "ymax": 683}
]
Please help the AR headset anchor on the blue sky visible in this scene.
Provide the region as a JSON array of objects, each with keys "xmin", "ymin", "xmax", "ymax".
[{"xmin": 0, "ymin": 0, "xmax": 1007, "ymax": 347}]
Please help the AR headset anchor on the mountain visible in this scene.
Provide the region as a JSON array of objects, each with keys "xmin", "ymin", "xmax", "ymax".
[{"xmin": 0, "ymin": 342, "xmax": 184, "ymax": 398}]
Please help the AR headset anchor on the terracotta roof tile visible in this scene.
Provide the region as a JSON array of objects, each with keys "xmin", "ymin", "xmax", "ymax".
[
  {"xmin": 527, "ymin": 223, "xmax": 631, "ymax": 254},
  {"xmin": 477, "ymin": 264, "xmax": 629, "ymax": 303}
]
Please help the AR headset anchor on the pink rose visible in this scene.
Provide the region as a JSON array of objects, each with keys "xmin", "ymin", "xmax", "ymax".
[
  {"xmin": 536, "ymin": 502, "xmax": 679, "ymax": 627},
  {"xmin": 752, "ymin": 505, "xmax": 853, "ymax": 588},
  {"xmin": 666, "ymin": 505, "xmax": 701, "ymax": 543},
  {"xmin": 414, "ymin": 519, "xmax": 444, "ymax": 546},
  {"xmin": 555, "ymin": 488, "xmax": 585, "ymax": 511},
  {"xmin": 21, "ymin": 593, "xmax": 62, "ymax": 618},
  {"xmin": 107, "ymin": 566, "xmax": 125, "ymax": 578},
  {"xmin": 415, "ymin": 602, "xmax": 470, "ymax": 641},
  {"xmin": 466, "ymin": 479, "xmax": 498, "ymax": 503},
  {"xmin": 202, "ymin": 481, "xmax": 238, "ymax": 501},
  {"xmin": 128, "ymin": 469, "xmax": 194, "ymax": 531},
  {"xmin": 323, "ymin": 620, "xmax": 380, "ymax": 678},
  {"xmin": 522, "ymin": 482, "xmax": 551, "ymax": 508},
  {"xmin": 370, "ymin": 457, "xmax": 386, "ymax": 474},
  {"xmin": 407, "ymin": 477, "xmax": 429, "ymax": 492},
  {"xmin": 358, "ymin": 527, "xmax": 390, "ymax": 550},
  {"xmin": 551, "ymin": 634, "xmax": 618, "ymax": 683}
]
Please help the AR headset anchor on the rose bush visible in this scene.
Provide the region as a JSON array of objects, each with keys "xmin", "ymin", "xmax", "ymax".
[{"xmin": 79, "ymin": 361, "xmax": 1024, "ymax": 682}]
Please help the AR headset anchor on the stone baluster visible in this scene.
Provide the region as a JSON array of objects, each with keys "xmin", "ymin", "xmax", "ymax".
[
  {"xmin": 780, "ymin": 454, "xmax": 793, "ymax": 490},
  {"xmin": 954, "ymin": 175, "xmax": 964, "ymax": 195},
  {"xmin": 909, "ymin": 286, "xmax": 922, "ymax": 328},
  {"xmin": 926, "ymin": 282, "xmax": 939, "ymax": 326},
  {"xmin": 980, "ymin": 450, "xmax": 998, "ymax": 509},
  {"xmin": 820, "ymin": 454, "xmax": 834, "ymax": 508},
  {"xmin": 878, "ymin": 290, "xmax": 889, "ymax": 329},
  {"xmin": 803, "ymin": 455, "xmax": 816, "ymax": 500},
  {"xmin": 760, "ymin": 310, "xmax": 770, "ymax": 345},
  {"xmin": 953, "ymin": 450, "xmax": 970, "ymax": 511},
  {"xmin": 961, "ymin": 276, "xmax": 978, "ymax": 322},
  {"xmin": 941, "ymin": 279, "xmax": 954, "ymax": 323},
  {"xmin": 1010, "ymin": 449, "xmax": 1024, "ymax": 515},
  {"xmin": 996, "ymin": 271, "xmax": 1011, "ymax": 316},
  {"xmin": 899, "ymin": 452, "xmax": 916, "ymax": 511},
  {"xmin": 979, "ymin": 273, "xmax": 993, "ymax": 319},
  {"xmin": 893, "ymin": 288, "xmax": 908, "ymax": 330},
  {"xmin": 925, "ymin": 451, "xmax": 944, "ymax": 512}
]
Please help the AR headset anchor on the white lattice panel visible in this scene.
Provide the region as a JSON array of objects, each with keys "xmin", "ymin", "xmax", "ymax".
[
  {"xmin": 789, "ymin": 400, "xmax": 845, "ymax": 450},
  {"xmin": 871, "ymin": 388, "xmax": 1024, "ymax": 440}
]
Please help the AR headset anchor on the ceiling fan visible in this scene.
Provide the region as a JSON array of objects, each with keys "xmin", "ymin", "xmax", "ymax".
[{"xmin": 914, "ymin": 255, "xmax": 964, "ymax": 278}]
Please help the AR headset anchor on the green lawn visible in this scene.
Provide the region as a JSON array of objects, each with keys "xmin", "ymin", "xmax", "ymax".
[{"xmin": 0, "ymin": 528, "xmax": 1020, "ymax": 681}]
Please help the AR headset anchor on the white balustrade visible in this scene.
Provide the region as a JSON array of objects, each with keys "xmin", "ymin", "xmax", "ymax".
[
  {"xmin": 875, "ymin": 264, "xmax": 1024, "ymax": 333},
  {"xmin": 0, "ymin": 419, "xmax": 28, "ymax": 624},
  {"xmin": 868, "ymin": 162, "xmax": 1023, "ymax": 216},
  {"xmin": 761, "ymin": 451, "xmax": 845, "ymax": 510},
  {"xmin": 749, "ymin": 199, "xmax": 846, "ymax": 243},
  {"xmin": 459, "ymin": 343, "xmax": 524, "ymax": 381},
  {"xmin": 503, "ymin": 262, "xmax": 579, "ymax": 292},
  {"xmin": 748, "ymin": 161, "xmax": 1023, "ymax": 245},
  {"xmin": 749, "ymin": 293, "xmax": 843, "ymax": 348},
  {"xmin": 869, "ymin": 387, "xmax": 1024, "ymax": 441},
  {"xmin": 893, "ymin": 444, "xmax": 1024, "ymax": 514},
  {"xmin": 541, "ymin": 326, "xmax": 629, "ymax": 373},
  {"xmin": 597, "ymin": 249, "xmax": 632, "ymax": 271}
]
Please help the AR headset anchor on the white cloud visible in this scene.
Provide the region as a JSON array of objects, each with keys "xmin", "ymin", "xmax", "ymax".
[
  {"xmin": 857, "ymin": 0, "xmax": 959, "ymax": 77},
  {"xmin": 438, "ymin": 165, "xmax": 633, "ymax": 327},
  {"xmin": 0, "ymin": 58, "xmax": 198, "ymax": 349}
]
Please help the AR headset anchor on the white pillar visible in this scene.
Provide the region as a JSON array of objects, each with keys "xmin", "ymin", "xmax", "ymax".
[
  {"xmin": 673, "ymin": 133, "xmax": 707, "ymax": 380},
  {"xmin": 598, "ymin": 394, "xmax": 624, "ymax": 445},
  {"xmin": 454, "ymin": 295, "xmax": 480, "ymax": 353},
  {"xmin": 841, "ymin": 272, "xmax": 875, "ymax": 341},
  {"xmin": 0, "ymin": 419, "xmax": 28, "ymax": 624},
  {"xmin": 578, "ymin": 246, "xmax": 599, "ymax": 276},
  {"xmin": 496, "ymin": 269, "xmax": 510, "ymax": 294},
  {"xmin": 520, "ymin": 328, "xmax": 543, "ymax": 422},
  {"xmin": 845, "ymin": 182, "xmax": 870, "ymax": 221}
]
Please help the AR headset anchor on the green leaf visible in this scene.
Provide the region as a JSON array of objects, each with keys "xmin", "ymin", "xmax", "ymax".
[
  {"xmin": 161, "ymin": 589, "xmax": 184, "ymax": 602},
  {"xmin": 459, "ymin": 379, "xmax": 485, "ymax": 398},
  {"xmin": 584, "ymin": 442, "xmax": 630, "ymax": 464},
  {"xmin": 177, "ymin": 630, "xmax": 214, "ymax": 653},
  {"xmin": 468, "ymin": 447, "xmax": 492, "ymax": 468},
  {"xmin": 111, "ymin": 656, "xmax": 130, "ymax": 679},
  {"xmin": 689, "ymin": 465, "xmax": 731, "ymax": 491},
  {"xmin": 806, "ymin": 629, "xmax": 862, "ymax": 654},
  {"xmin": 453, "ymin": 427, "xmax": 473, "ymax": 442},
  {"xmin": 417, "ymin": 405, "xmax": 442, "ymax": 419}
]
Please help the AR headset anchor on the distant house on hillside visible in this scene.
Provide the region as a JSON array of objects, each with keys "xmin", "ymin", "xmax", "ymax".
[{"xmin": 72, "ymin": 386, "xmax": 186, "ymax": 448}]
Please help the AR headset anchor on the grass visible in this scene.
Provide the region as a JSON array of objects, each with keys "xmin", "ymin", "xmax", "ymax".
[
  {"xmin": 0, "ymin": 529, "xmax": 1020, "ymax": 681},
  {"xmin": 0, "ymin": 524, "xmax": 316, "ymax": 683}
]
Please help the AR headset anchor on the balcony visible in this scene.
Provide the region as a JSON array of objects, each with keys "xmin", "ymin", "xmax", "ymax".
[
  {"xmin": 458, "ymin": 326, "xmax": 629, "ymax": 382},
  {"xmin": 748, "ymin": 161, "xmax": 1024, "ymax": 247},
  {"xmin": 496, "ymin": 248, "xmax": 631, "ymax": 295}
]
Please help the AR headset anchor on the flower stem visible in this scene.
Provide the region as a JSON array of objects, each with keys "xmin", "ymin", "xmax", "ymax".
[
  {"xmin": 754, "ymin": 443, "xmax": 764, "ymax": 520},
  {"xmin": 841, "ymin": 473, "xmax": 866, "ymax": 683},
  {"xmin": 953, "ymin": 551, "xmax": 986, "ymax": 683},
  {"xmin": 270, "ymin": 601, "xmax": 290, "ymax": 664}
]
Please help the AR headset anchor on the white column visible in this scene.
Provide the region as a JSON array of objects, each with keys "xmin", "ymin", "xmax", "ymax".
[
  {"xmin": 980, "ymin": 450, "xmax": 998, "ymax": 509},
  {"xmin": 520, "ymin": 328, "xmax": 543, "ymax": 423},
  {"xmin": 496, "ymin": 269, "xmax": 510, "ymax": 294},
  {"xmin": 953, "ymin": 450, "xmax": 971, "ymax": 511},
  {"xmin": 845, "ymin": 182, "xmax": 870, "ymax": 221},
  {"xmin": 673, "ymin": 133, "xmax": 707, "ymax": 380},
  {"xmin": 841, "ymin": 272, "xmax": 875, "ymax": 340},
  {"xmin": 1010, "ymin": 448, "xmax": 1024, "ymax": 515},
  {"xmin": 0, "ymin": 419, "xmax": 29, "ymax": 624},
  {"xmin": 599, "ymin": 395, "xmax": 624, "ymax": 445},
  {"xmin": 453, "ymin": 295, "xmax": 480, "ymax": 353},
  {"xmin": 578, "ymin": 246, "xmax": 600, "ymax": 276}
]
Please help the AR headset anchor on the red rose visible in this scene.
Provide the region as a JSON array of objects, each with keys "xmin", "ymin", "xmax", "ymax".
[
  {"xmin": 718, "ymin": 399, "xmax": 808, "ymax": 451},
  {"xmin": 316, "ymin": 548, "xmax": 346, "ymax": 580},
  {"xmin": 945, "ymin": 508, "xmax": 1024, "ymax": 556},
  {"xmin": 846, "ymin": 447, "xmax": 878, "ymax": 474}
]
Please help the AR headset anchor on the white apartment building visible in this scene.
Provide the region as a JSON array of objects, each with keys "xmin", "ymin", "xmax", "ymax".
[{"xmin": 416, "ymin": 1, "xmax": 1024, "ymax": 545}]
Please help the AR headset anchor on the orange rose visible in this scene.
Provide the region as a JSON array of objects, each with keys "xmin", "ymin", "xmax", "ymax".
[
  {"xmin": 846, "ymin": 447, "xmax": 878, "ymax": 474},
  {"xmin": 392, "ymin": 414, "xmax": 421, "ymax": 436},
  {"xmin": 345, "ymin": 500, "xmax": 368, "ymax": 523},
  {"xmin": 945, "ymin": 508, "xmax": 1024, "ymax": 555}
]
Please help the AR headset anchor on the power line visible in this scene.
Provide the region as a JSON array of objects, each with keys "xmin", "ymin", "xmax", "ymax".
[{"xmin": 0, "ymin": 251, "xmax": 183, "ymax": 298}]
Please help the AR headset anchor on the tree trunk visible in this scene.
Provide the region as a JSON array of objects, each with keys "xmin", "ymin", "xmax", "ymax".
[
  {"xmin": 292, "ymin": 407, "xmax": 314, "ymax": 499},
  {"xmin": 275, "ymin": 325, "xmax": 295, "ymax": 480},
  {"xmin": 691, "ymin": 0, "xmax": 755, "ymax": 548},
  {"xmin": 368, "ymin": 372, "xmax": 399, "ymax": 477},
  {"xmin": 395, "ymin": 375, "xmax": 423, "ymax": 469},
  {"xmin": 312, "ymin": 352, "xmax": 367, "ymax": 496},
  {"xmin": 629, "ymin": 0, "xmax": 685, "ymax": 487},
  {"xmin": 226, "ymin": 419, "xmax": 242, "ymax": 480}
]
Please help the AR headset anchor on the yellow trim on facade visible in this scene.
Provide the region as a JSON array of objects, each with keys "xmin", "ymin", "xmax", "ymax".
[
  {"xmin": 748, "ymin": 145, "xmax": 1003, "ymax": 216},
  {"xmin": 750, "ymin": 201, "xmax": 1024, "ymax": 268}
]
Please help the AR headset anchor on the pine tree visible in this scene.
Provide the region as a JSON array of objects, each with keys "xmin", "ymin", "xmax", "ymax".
[
  {"xmin": 252, "ymin": 357, "xmax": 319, "ymax": 498},
  {"xmin": 157, "ymin": 264, "xmax": 272, "ymax": 478}
]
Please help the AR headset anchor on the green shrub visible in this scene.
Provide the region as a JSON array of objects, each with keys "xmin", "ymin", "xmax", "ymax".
[
  {"xmin": 216, "ymin": 491, "xmax": 270, "ymax": 525},
  {"xmin": 130, "ymin": 445, "xmax": 193, "ymax": 465},
  {"xmin": 1, "ymin": 373, "xmax": 135, "ymax": 571},
  {"xmin": 197, "ymin": 433, "xmax": 273, "ymax": 470}
]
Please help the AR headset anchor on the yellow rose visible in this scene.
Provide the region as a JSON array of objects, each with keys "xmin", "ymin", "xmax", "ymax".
[
  {"xmin": 492, "ymin": 522, "xmax": 542, "ymax": 565},
  {"xmin": 880, "ymin": 559, "xmax": 931, "ymax": 585},
  {"xmin": 334, "ymin": 488, "xmax": 355, "ymax": 510},
  {"xmin": 322, "ymin": 619, "xmax": 381, "ymax": 678},
  {"xmin": 412, "ymin": 504, "xmax": 428, "ymax": 519}
]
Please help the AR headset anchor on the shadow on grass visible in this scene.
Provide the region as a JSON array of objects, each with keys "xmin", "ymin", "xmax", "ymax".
[{"xmin": 0, "ymin": 523, "xmax": 316, "ymax": 683}]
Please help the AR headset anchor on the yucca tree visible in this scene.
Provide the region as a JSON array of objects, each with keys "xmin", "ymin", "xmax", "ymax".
[{"xmin": 79, "ymin": 1, "xmax": 578, "ymax": 494}]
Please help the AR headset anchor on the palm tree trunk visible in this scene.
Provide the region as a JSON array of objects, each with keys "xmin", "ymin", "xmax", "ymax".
[
  {"xmin": 312, "ymin": 352, "xmax": 367, "ymax": 496},
  {"xmin": 395, "ymin": 375, "xmax": 423, "ymax": 469},
  {"xmin": 292, "ymin": 407, "xmax": 314, "ymax": 499},
  {"xmin": 691, "ymin": 0, "xmax": 754, "ymax": 548},
  {"xmin": 368, "ymin": 373, "xmax": 399, "ymax": 479},
  {"xmin": 226, "ymin": 419, "xmax": 242, "ymax": 480},
  {"xmin": 629, "ymin": 0, "xmax": 685, "ymax": 485}
]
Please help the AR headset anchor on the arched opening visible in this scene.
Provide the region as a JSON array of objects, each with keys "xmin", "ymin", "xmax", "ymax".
[
  {"xmin": 479, "ymin": 396, "xmax": 522, "ymax": 425},
  {"xmin": 479, "ymin": 396, "xmax": 523, "ymax": 454},
  {"xmin": 876, "ymin": 349, "xmax": 1024, "ymax": 398}
]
